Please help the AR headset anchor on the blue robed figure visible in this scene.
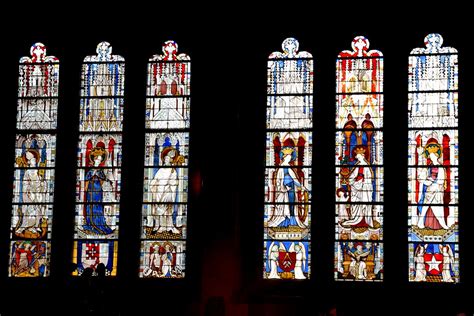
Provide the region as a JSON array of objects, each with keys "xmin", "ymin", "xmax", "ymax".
[{"xmin": 82, "ymin": 146, "xmax": 113, "ymax": 235}]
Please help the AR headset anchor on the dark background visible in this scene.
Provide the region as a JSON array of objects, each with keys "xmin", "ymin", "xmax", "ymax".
[{"xmin": 0, "ymin": 11, "xmax": 471, "ymax": 316}]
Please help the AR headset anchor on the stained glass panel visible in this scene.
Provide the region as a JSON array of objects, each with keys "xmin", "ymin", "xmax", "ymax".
[
  {"xmin": 9, "ymin": 43, "xmax": 59, "ymax": 277},
  {"xmin": 140, "ymin": 240, "xmax": 186, "ymax": 278},
  {"xmin": 140, "ymin": 41, "xmax": 190, "ymax": 278},
  {"xmin": 9, "ymin": 241, "xmax": 51, "ymax": 277},
  {"xmin": 264, "ymin": 38, "xmax": 313, "ymax": 280},
  {"xmin": 334, "ymin": 241, "xmax": 383, "ymax": 281},
  {"xmin": 335, "ymin": 36, "xmax": 383, "ymax": 281},
  {"xmin": 72, "ymin": 241, "xmax": 118, "ymax": 276},
  {"xmin": 408, "ymin": 34, "xmax": 459, "ymax": 283},
  {"xmin": 264, "ymin": 241, "xmax": 310, "ymax": 279},
  {"xmin": 73, "ymin": 42, "xmax": 124, "ymax": 276}
]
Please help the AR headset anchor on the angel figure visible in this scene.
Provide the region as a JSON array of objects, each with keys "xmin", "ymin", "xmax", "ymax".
[
  {"xmin": 267, "ymin": 242, "xmax": 281, "ymax": 279},
  {"xmin": 291, "ymin": 242, "xmax": 307, "ymax": 279},
  {"xmin": 440, "ymin": 244, "xmax": 454, "ymax": 282},
  {"xmin": 414, "ymin": 244, "xmax": 427, "ymax": 281},
  {"xmin": 149, "ymin": 138, "xmax": 185, "ymax": 235},
  {"xmin": 14, "ymin": 135, "xmax": 49, "ymax": 238}
]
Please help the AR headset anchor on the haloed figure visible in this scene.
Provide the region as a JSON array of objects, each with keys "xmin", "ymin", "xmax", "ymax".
[
  {"xmin": 414, "ymin": 244, "xmax": 427, "ymax": 281},
  {"xmin": 267, "ymin": 147, "xmax": 308, "ymax": 228},
  {"xmin": 441, "ymin": 244, "xmax": 454, "ymax": 282},
  {"xmin": 82, "ymin": 146, "xmax": 113, "ymax": 235},
  {"xmin": 416, "ymin": 138, "xmax": 449, "ymax": 230},
  {"xmin": 342, "ymin": 145, "xmax": 375, "ymax": 228},
  {"xmin": 150, "ymin": 147, "xmax": 184, "ymax": 234},
  {"xmin": 17, "ymin": 149, "xmax": 46, "ymax": 234},
  {"xmin": 293, "ymin": 243, "xmax": 307, "ymax": 279},
  {"xmin": 267, "ymin": 243, "xmax": 280, "ymax": 279}
]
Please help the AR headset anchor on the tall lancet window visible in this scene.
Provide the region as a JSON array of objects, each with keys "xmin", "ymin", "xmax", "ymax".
[
  {"xmin": 9, "ymin": 43, "xmax": 59, "ymax": 277},
  {"xmin": 334, "ymin": 36, "xmax": 383, "ymax": 282},
  {"xmin": 263, "ymin": 38, "xmax": 312, "ymax": 280},
  {"xmin": 139, "ymin": 41, "xmax": 190, "ymax": 278},
  {"xmin": 408, "ymin": 34, "xmax": 459, "ymax": 283},
  {"xmin": 72, "ymin": 42, "xmax": 125, "ymax": 276}
]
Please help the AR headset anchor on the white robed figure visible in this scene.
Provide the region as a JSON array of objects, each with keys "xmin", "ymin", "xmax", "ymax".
[
  {"xmin": 291, "ymin": 242, "xmax": 307, "ymax": 279},
  {"xmin": 414, "ymin": 244, "xmax": 427, "ymax": 281},
  {"xmin": 16, "ymin": 150, "xmax": 46, "ymax": 234},
  {"xmin": 149, "ymin": 146, "xmax": 182, "ymax": 234},
  {"xmin": 267, "ymin": 242, "xmax": 281, "ymax": 279},
  {"xmin": 342, "ymin": 146, "xmax": 374, "ymax": 227},
  {"xmin": 440, "ymin": 244, "xmax": 454, "ymax": 282}
]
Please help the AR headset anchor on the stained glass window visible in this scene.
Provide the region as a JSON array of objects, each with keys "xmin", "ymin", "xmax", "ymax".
[
  {"xmin": 263, "ymin": 38, "xmax": 312, "ymax": 280},
  {"xmin": 9, "ymin": 43, "xmax": 59, "ymax": 277},
  {"xmin": 72, "ymin": 42, "xmax": 124, "ymax": 276},
  {"xmin": 139, "ymin": 41, "xmax": 190, "ymax": 278},
  {"xmin": 408, "ymin": 34, "xmax": 459, "ymax": 283},
  {"xmin": 334, "ymin": 36, "xmax": 383, "ymax": 281}
]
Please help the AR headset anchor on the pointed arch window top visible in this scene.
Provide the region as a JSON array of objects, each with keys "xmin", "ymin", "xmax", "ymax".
[
  {"xmin": 338, "ymin": 36, "xmax": 383, "ymax": 58},
  {"xmin": 84, "ymin": 42, "xmax": 124, "ymax": 62},
  {"xmin": 150, "ymin": 40, "xmax": 190, "ymax": 61},
  {"xmin": 411, "ymin": 33, "xmax": 457, "ymax": 55},
  {"xmin": 269, "ymin": 38, "xmax": 312, "ymax": 59},
  {"xmin": 20, "ymin": 43, "xmax": 58, "ymax": 63}
]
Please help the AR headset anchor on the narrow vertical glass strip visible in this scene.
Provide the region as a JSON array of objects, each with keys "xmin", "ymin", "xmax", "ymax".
[
  {"xmin": 335, "ymin": 36, "xmax": 384, "ymax": 282},
  {"xmin": 264, "ymin": 38, "xmax": 313, "ymax": 280},
  {"xmin": 9, "ymin": 43, "xmax": 59, "ymax": 277},
  {"xmin": 72, "ymin": 42, "xmax": 124, "ymax": 277},
  {"xmin": 139, "ymin": 41, "xmax": 190, "ymax": 278},
  {"xmin": 408, "ymin": 34, "xmax": 459, "ymax": 283}
]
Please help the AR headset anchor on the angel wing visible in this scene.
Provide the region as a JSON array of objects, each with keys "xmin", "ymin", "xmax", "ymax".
[
  {"xmin": 278, "ymin": 242, "xmax": 286, "ymax": 252},
  {"xmin": 154, "ymin": 137, "xmax": 160, "ymax": 167},
  {"xmin": 288, "ymin": 242, "xmax": 295, "ymax": 253},
  {"xmin": 442, "ymin": 134, "xmax": 451, "ymax": 216},
  {"xmin": 446, "ymin": 244, "xmax": 454, "ymax": 260},
  {"xmin": 85, "ymin": 139, "xmax": 93, "ymax": 167},
  {"xmin": 415, "ymin": 244, "xmax": 422, "ymax": 255},
  {"xmin": 297, "ymin": 134, "xmax": 306, "ymax": 168},
  {"xmin": 267, "ymin": 241, "xmax": 278, "ymax": 271},
  {"xmin": 299, "ymin": 242, "xmax": 307, "ymax": 271},
  {"xmin": 108, "ymin": 138, "xmax": 116, "ymax": 167},
  {"xmin": 268, "ymin": 241, "xmax": 275, "ymax": 259},
  {"xmin": 438, "ymin": 244, "xmax": 443, "ymax": 254},
  {"xmin": 273, "ymin": 133, "xmax": 281, "ymax": 166}
]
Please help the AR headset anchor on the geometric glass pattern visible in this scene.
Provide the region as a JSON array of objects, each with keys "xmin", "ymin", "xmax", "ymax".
[
  {"xmin": 264, "ymin": 38, "xmax": 312, "ymax": 279},
  {"xmin": 334, "ymin": 36, "xmax": 384, "ymax": 281},
  {"xmin": 408, "ymin": 34, "xmax": 459, "ymax": 283},
  {"xmin": 9, "ymin": 43, "xmax": 59, "ymax": 277},
  {"xmin": 139, "ymin": 41, "xmax": 190, "ymax": 278},
  {"xmin": 72, "ymin": 42, "xmax": 124, "ymax": 276}
]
